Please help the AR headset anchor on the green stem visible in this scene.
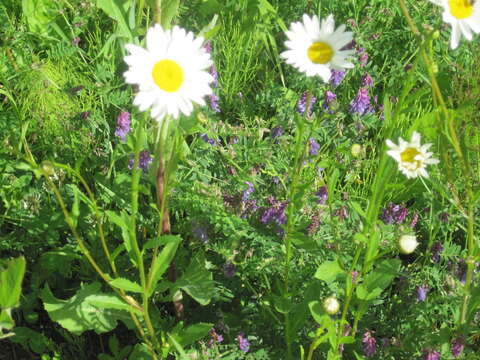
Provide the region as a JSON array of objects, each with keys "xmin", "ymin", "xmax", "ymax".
[{"xmin": 155, "ymin": 0, "xmax": 162, "ymax": 25}]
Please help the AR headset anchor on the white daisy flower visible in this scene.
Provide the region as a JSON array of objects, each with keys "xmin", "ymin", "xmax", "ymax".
[
  {"xmin": 280, "ymin": 14, "xmax": 354, "ymax": 82},
  {"xmin": 429, "ymin": 0, "xmax": 480, "ymax": 49},
  {"xmin": 386, "ymin": 131, "xmax": 440, "ymax": 179},
  {"xmin": 123, "ymin": 24, "xmax": 213, "ymax": 121}
]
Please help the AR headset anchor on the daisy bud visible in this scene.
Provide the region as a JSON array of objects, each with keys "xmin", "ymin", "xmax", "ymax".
[
  {"xmin": 398, "ymin": 234, "xmax": 419, "ymax": 254},
  {"xmin": 323, "ymin": 296, "xmax": 340, "ymax": 315},
  {"xmin": 351, "ymin": 144, "xmax": 363, "ymax": 157},
  {"xmin": 41, "ymin": 161, "xmax": 55, "ymax": 177}
]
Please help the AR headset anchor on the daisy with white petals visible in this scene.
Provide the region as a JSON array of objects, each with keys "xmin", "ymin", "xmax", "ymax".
[
  {"xmin": 429, "ymin": 0, "xmax": 480, "ymax": 49},
  {"xmin": 386, "ymin": 131, "xmax": 440, "ymax": 179},
  {"xmin": 281, "ymin": 14, "xmax": 354, "ymax": 82},
  {"xmin": 123, "ymin": 25, "xmax": 213, "ymax": 121}
]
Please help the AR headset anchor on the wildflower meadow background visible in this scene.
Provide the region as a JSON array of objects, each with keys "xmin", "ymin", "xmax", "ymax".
[{"xmin": 1, "ymin": 0, "xmax": 479, "ymax": 359}]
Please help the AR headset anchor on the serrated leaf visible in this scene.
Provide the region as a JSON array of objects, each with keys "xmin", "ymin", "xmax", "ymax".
[
  {"xmin": 356, "ymin": 259, "xmax": 401, "ymax": 301},
  {"xmin": 174, "ymin": 253, "xmax": 214, "ymax": 305}
]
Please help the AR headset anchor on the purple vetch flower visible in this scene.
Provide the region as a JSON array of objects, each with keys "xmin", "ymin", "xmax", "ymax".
[
  {"xmin": 330, "ymin": 69, "xmax": 346, "ymax": 87},
  {"xmin": 128, "ymin": 150, "xmax": 152, "ymax": 171},
  {"xmin": 272, "ymin": 176, "xmax": 280, "ymax": 185},
  {"xmin": 416, "ymin": 285, "xmax": 429, "ymax": 302},
  {"xmin": 380, "ymin": 203, "xmax": 408, "ymax": 225},
  {"xmin": 361, "ymin": 72, "xmax": 374, "ymax": 87},
  {"xmin": 297, "ymin": 92, "xmax": 316, "ymax": 117},
  {"xmin": 242, "ymin": 182, "xmax": 254, "ymax": 201},
  {"xmin": 423, "ymin": 350, "xmax": 440, "ymax": 360},
  {"xmin": 339, "ymin": 323, "xmax": 352, "ymax": 353},
  {"xmin": 79, "ymin": 111, "xmax": 90, "ymax": 120},
  {"xmin": 362, "ymin": 330, "xmax": 376, "ymax": 357},
  {"xmin": 200, "ymin": 133, "xmax": 218, "ymax": 146},
  {"xmin": 431, "ymin": 242, "xmax": 444, "ymax": 262},
  {"xmin": 72, "ymin": 37, "xmax": 81, "ymax": 46},
  {"xmin": 203, "ymin": 41, "xmax": 213, "ymax": 54},
  {"xmin": 334, "ymin": 205, "xmax": 349, "ymax": 221},
  {"xmin": 410, "ymin": 212, "xmax": 419, "ymax": 228},
  {"xmin": 439, "ymin": 212, "xmax": 449, "ymax": 223},
  {"xmin": 349, "ymin": 87, "xmax": 373, "ymax": 116},
  {"xmin": 241, "ymin": 199, "xmax": 258, "ymax": 218},
  {"xmin": 208, "ymin": 328, "xmax": 223, "ymax": 347},
  {"xmin": 322, "ymin": 90, "xmax": 337, "ymax": 113},
  {"xmin": 223, "ymin": 262, "xmax": 236, "ymax": 277},
  {"xmin": 451, "ymin": 337, "xmax": 464, "ymax": 358},
  {"xmin": 114, "ymin": 111, "xmax": 131, "ymax": 141},
  {"xmin": 307, "ymin": 213, "xmax": 320, "ymax": 235},
  {"xmin": 316, "ymin": 186, "xmax": 328, "ymax": 205},
  {"xmin": 237, "ymin": 333, "xmax": 250, "ymax": 352},
  {"xmin": 208, "ymin": 93, "xmax": 221, "ymax": 112},
  {"xmin": 271, "ymin": 126, "xmax": 284, "ymax": 139},
  {"xmin": 309, "ymin": 138, "xmax": 320, "ymax": 156},
  {"xmin": 261, "ymin": 197, "xmax": 287, "ymax": 226},
  {"xmin": 351, "ymin": 270, "xmax": 359, "ymax": 284},
  {"xmin": 357, "ymin": 48, "xmax": 369, "ymax": 67}
]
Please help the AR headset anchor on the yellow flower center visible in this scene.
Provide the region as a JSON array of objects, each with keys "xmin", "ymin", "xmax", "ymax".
[
  {"xmin": 448, "ymin": 0, "xmax": 474, "ymax": 19},
  {"xmin": 400, "ymin": 147, "xmax": 421, "ymax": 168},
  {"xmin": 307, "ymin": 42, "xmax": 334, "ymax": 64},
  {"xmin": 152, "ymin": 59, "xmax": 184, "ymax": 92}
]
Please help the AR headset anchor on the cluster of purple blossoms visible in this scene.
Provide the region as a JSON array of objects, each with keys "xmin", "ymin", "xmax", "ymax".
[
  {"xmin": 361, "ymin": 72, "xmax": 374, "ymax": 88},
  {"xmin": 357, "ymin": 47, "xmax": 369, "ymax": 67},
  {"xmin": 380, "ymin": 203, "xmax": 408, "ymax": 225},
  {"xmin": 431, "ymin": 242, "xmax": 444, "ymax": 262},
  {"xmin": 362, "ymin": 330, "xmax": 376, "ymax": 357},
  {"xmin": 204, "ymin": 41, "xmax": 221, "ymax": 113},
  {"xmin": 330, "ymin": 69, "xmax": 346, "ymax": 87},
  {"xmin": 237, "ymin": 333, "xmax": 250, "ymax": 352},
  {"xmin": 410, "ymin": 212, "xmax": 419, "ymax": 228},
  {"xmin": 316, "ymin": 186, "xmax": 328, "ymax": 205},
  {"xmin": 128, "ymin": 150, "xmax": 152, "ymax": 172},
  {"xmin": 261, "ymin": 196, "xmax": 287, "ymax": 226},
  {"xmin": 451, "ymin": 337, "xmax": 464, "ymax": 358},
  {"xmin": 309, "ymin": 138, "xmax": 320, "ymax": 156},
  {"xmin": 242, "ymin": 182, "xmax": 254, "ymax": 201},
  {"xmin": 271, "ymin": 126, "xmax": 284, "ymax": 139},
  {"xmin": 208, "ymin": 328, "xmax": 223, "ymax": 347},
  {"xmin": 349, "ymin": 87, "xmax": 374, "ymax": 116},
  {"xmin": 114, "ymin": 111, "xmax": 131, "ymax": 141},
  {"xmin": 423, "ymin": 349, "xmax": 440, "ymax": 360},
  {"xmin": 223, "ymin": 262, "xmax": 236, "ymax": 277},
  {"xmin": 297, "ymin": 91, "xmax": 316, "ymax": 117},
  {"xmin": 200, "ymin": 133, "xmax": 218, "ymax": 146},
  {"xmin": 322, "ymin": 90, "xmax": 337, "ymax": 114},
  {"xmin": 416, "ymin": 285, "xmax": 429, "ymax": 302}
]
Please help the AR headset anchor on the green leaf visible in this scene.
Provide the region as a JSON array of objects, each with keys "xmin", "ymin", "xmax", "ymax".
[
  {"xmin": 170, "ymin": 322, "xmax": 213, "ymax": 348},
  {"xmin": 0, "ymin": 257, "xmax": 26, "ymax": 309},
  {"xmin": 148, "ymin": 235, "xmax": 182, "ymax": 296},
  {"xmin": 160, "ymin": 0, "xmax": 180, "ymax": 29},
  {"xmin": 22, "ymin": 0, "xmax": 61, "ymax": 36},
  {"xmin": 308, "ymin": 301, "xmax": 331, "ymax": 326},
  {"xmin": 314, "ymin": 260, "xmax": 344, "ymax": 284},
  {"xmin": 96, "ymin": 0, "xmax": 133, "ymax": 40},
  {"xmin": 142, "ymin": 234, "xmax": 181, "ymax": 252},
  {"xmin": 356, "ymin": 259, "xmax": 401, "ymax": 301},
  {"xmin": 41, "ymin": 282, "xmax": 134, "ymax": 335},
  {"xmin": 174, "ymin": 253, "xmax": 214, "ymax": 306},
  {"xmin": 106, "ymin": 210, "xmax": 135, "ymax": 264},
  {"xmin": 10, "ymin": 327, "xmax": 50, "ymax": 354},
  {"xmin": 0, "ymin": 309, "xmax": 14, "ymax": 330},
  {"xmin": 109, "ymin": 278, "xmax": 143, "ymax": 293},
  {"xmin": 129, "ymin": 343, "xmax": 152, "ymax": 360}
]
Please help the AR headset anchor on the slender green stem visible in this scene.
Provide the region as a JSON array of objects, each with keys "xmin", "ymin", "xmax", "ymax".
[{"xmin": 155, "ymin": 0, "xmax": 162, "ymax": 25}]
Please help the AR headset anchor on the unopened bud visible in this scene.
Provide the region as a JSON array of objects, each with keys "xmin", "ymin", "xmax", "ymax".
[
  {"xmin": 432, "ymin": 30, "xmax": 440, "ymax": 39},
  {"xmin": 41, "ymin": 161, "xmax": 55, "ymax": 176},
  {"xmin": 351, "ymin": 144, "xmax": 363, "ymax": 157},
  {"xmin": 398, "ymin": 234, "xmax": 419, "ymax": 254},
  {"xmin": 323, "ymin": 296, "xmax": 340, "ymax": 315},
  {"xmin": 431, "ymin": 63, "xmax": 438, "ymax": 74}
]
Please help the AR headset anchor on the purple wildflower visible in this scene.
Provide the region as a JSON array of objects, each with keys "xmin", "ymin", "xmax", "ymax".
[
  {"xmin": 423, "ymin": 350, "xmax": 440, "ymax": 360},
  {"xmin": 362, "ymin": 330, "xmax": 376, "ymax": 357},
  {"xmin": 128, "ymin": 150, "xmax": 152, "ymax": 172},
  {"xmin": 208, "ymin": 93, "xmax": 221, "ymax": 112},
  {"xmin": 351, "ymin": 270, "xmax": 359, "ymax": 284},
  {"xmin": 297, "ymin": 92, "xmax": 316, "ymax": 117},
  {"xmin": 114, "ymin": 111, "xmax": 131, "ymax": 141},
  {"xmin": 349, "ymin": 88, "xmax": 373, "ymax": 116},
  {"xmin": 200, "ymin": 133, "xmax": 217, "ymax": 146},
  {"xmin": 79, "ymin": 111, "xmax": 90, "ymax": 120},
  {"xmin": 451, "ymin": 337, "xmax": 464, "ymax": 358},
  {"xmin": 237, "ymin": 334, "xmax": 250, "ymax": 352},
  {"xmin": 357, "ymin": 48, "xmax": 369, "ymax": 67},
  {"xmin": 439, "ymin": 212, "xmax": 449, "ymax": 223},
  {"xmin": 334, "ymin": 205, "xmax": 349, "ymax": 220},
  {"xmin": 380, "ymin": 203, "xmax": 408, "ymax": 225},
  {"xmin": 307, "ymin": 213, "xmax": 321, "ymax": 235},
  {"xmin": 322, "ymin": 90, "xmax": 337, "ymax": 113},
  {"xmin": 361, "ymin": 72, "xmax": 374, "ymax": 87},
  {"xmin": 261, "ymin": 197, "xmax": 287, "ymax": 226},
  {"xmin": 208, "ymin": 328, "xmax": 223, "ymax": 347},
  {"xmin": 410, "ymin": 212, "xmax": 419, "ymax": 228},
  {"xmin": 72, "ymin": 37, "xmax": 81, "ymax": 46},
  {"xmin": 271, "ymin": 126, "xmax": 284, "ymax": 139},
  {"xmin": 431, "ymin": 242, "xmax": 444, "ymax": 262},
  {"xmin": 241, "ymin": 199, "xmax": 258, "ymax": 218},
  {"xmin": 416, "ymin": 285, "xmax": 429, "ymax": 302},
  {"xmin": 223, "ymin": 262, "xmax": 236, "ymax": 277},
  {"xmin": 316, "ymin": 186, "xmax": 328, "ymax": 205},
  {"xmin": 242, "ymin": 182, "xmax": 254, "ymax": 201},
  {"xmin": 330, "ymin": 69, "xmax": 346, "ymax": 87},
  {"xmin": 309, "ymin": 138, "xmax": 320, "ymax": 156}
]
